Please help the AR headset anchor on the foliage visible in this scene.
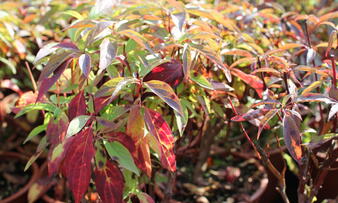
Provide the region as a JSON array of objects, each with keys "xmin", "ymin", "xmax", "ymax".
[{"xmin": 0, "ymin": 0, "xmax": 337, "ymax": 202}]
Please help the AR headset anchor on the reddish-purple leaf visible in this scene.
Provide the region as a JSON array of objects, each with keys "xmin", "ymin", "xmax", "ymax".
[
  {"xmin": 143, "ymin": 59, "xmax": 184, "ymax": 88},
  {"xmin": 99, "ymin": 38, "xmax": 117, "ymax": 70},
  {"xmin": 37, "ymin": 58, "xmax": 72, "ymax": 102},
  {"xmin": 231, "ymin": 68, "xmax": 264, "ymax": 98},
  {"xmin": 46, "ymin": 116, "xmax": 69, "ymax": 147},
  {"xmin": 62, "ymin": 127, "xmax": 95, "ymax": 203},
  {"xmin": 144, "ymin": 108, "xmax": 176, "ymax": 172},
  {"xmin": 94, "ymin": 96, "xmax": 111, "ymax": 113},
  {"xmin": 94, "ymin": 160, "xmax": 124, "ymax": 203},
  {"xmin": 38, "ymin": 51, "xmax": 75, "ymax": 82},
  {"xmin": 78, "ymin": 54, "xmax": 91, "ymax": 78},
  {"xmin": 283, "ymin": 114, "xmax": 302, "ymax": 163},
  {"xmin": 68, "ymin": 90, "xmax": 87, "ymax": 120},
  {"xmin": 231, "ymin": 108, "xmax": 271, "ymax": 122},
  {"xmin": 48, "ymin": 135, "xmax": 75, "ymax": 176}
]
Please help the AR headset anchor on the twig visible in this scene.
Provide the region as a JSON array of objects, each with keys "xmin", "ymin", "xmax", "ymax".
[
  {"xmin": 227, "ymin": 98, "xmax": 261, "ymax": 159},
  {"xmin": 25, "ymin": 61, "xmax": 37, "ymax": 92}
]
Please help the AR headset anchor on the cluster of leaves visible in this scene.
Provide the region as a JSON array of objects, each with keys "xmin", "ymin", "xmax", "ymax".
[{"xmin": 3, "ymin": 0, "xmax": 337, "ymax": 202}]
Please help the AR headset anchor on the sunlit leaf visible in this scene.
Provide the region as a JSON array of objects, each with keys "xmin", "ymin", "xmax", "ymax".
[
  {"xmin": 66, "ymin": 115, "xmax": 91, "ymax": 138},
  {"xmin": 127, "ymin": 105, "xmax": 151, "ymax": 176},
  {"xmin": 119, "ymin": 29, "xmax": 154, "ymax": 54},
  {"xmin": 182, "ymin": 43, "xmax": 191, "ymax": 79},
  {"xmin": 144, "ymin": 80, "xmax": 183, "ymax": 117},
  {"xmin": 231, "ymin": 68, "xmax": 264, "ymax": 98},
  {"xmin": 190, "ymin": 44, "xmax": 231, "ymax": 82},
  {"xmin": 171, "ymin": 12, "xmax": 186, "ymax": 32},
  {"xmin": 62, "ymin": 10, "xmax": 84, "ymax": 20},
  {"xmin": 99, "ymin": 38, "xmax": 117, "ymax": 70},
  {"xmin": 328, "ymin": 103, "xmax": 338, "ymax": 121},
  {"xmin": 301, "ymin": 81, "xmax": 322, "ymax": 95},
  {"xmin": 144, "ymin": 108, "xmax": 176, "ymax": 172},
  {"xmin": 78, "ymin": 54, "xmax": 91, "ymax": 78},
  {"xmin": 295, "ymin": 94, "xmax": 336, "ymax": 104},
  {"xmin": 221, "ymin": 49, "xmax": 253, "ymax": 58}
]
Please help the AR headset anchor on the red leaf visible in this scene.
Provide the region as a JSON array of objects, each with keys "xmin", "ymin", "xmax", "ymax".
[
  {"xmin": 94, "ymin": 161, "xmax": 124, "ymax": 203},
  {"xmin": 283, "ymin": 114, "xmax": 302, "ymax": 163},
  {"xmin": 127, "ymin": 105, "xmax": 152, "ymax": 176},
  {"xmin": 94, "ymin": 96, "xmax": 111, "ymax": 113},
  {"xmin": 231, "ymin": 68, "xmax": 264, "ymax": 98},
  {"xmin": 61, "ymin": 127, "xmax": 95, "ymax": 203},
  {"xmin": 37, "ymin": 58, "xmax": 72, "ymax": 102},
  {"xmin": 143, "ymin": 59, "xmax": 184, "ymax": 88},
  {"xmin": 68, "ymin": 90, "xmax": 87, "ymax": 120},
  {"xmin": 144, "ymin": 108, "xmax": 176, "ymax": 171},
  {"xmin": 48, "ymin": 135, "xmax": 75, "ymax": 176}
]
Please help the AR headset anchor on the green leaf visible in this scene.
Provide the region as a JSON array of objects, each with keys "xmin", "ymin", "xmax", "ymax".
[
  {"xmin": 190, "ymin": 73, "xmax": 213, "ymax": 90},
  {"xmin": 15, "ymin": 103, "xmax": 61, "ymax": 118},
  {"xmin": 66, "ymin": 115, "xmax": 91, "ymax": 137},
  {"xmin": 24, "ymin": 124, "xmax": 47, "ymax": 144},
  {"xmin": 104, "ymin": 141, "xmax": 140, "ymax": 175},
  {"xmin": 118, "ymin": 29, "xmax": 155, "ymax": 55},
  {"xmin": 95, "ymin": 77, "xmax": 139, "ymax": 98},
  {"xmin": 101, "ymin": 105, "xmax": 129, "ymax": 121}
]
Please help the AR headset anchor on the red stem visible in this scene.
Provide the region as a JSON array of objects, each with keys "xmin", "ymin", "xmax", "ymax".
[{"xmin": 331, "ymin": 58, "xmax": 337, "ymax": 89}]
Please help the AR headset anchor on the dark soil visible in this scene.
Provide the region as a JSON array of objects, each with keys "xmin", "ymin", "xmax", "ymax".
[
  {"xmin": 0, "ymin": 158, "xmax": 29, "ymax": 199},
  {"xmin": 173, "ymin": 154, "xmax": 266, "ymax": 202}
]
